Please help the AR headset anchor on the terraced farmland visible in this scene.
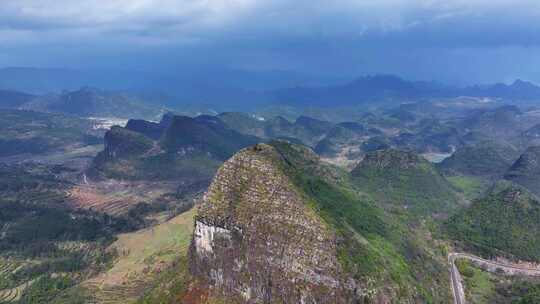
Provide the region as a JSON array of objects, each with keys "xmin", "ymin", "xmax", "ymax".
[
  {"xmin": 68, "ymin": 180, "xmax": 179, "ymax": 216},
  {"xmin": 0, "ymin": 148, "xmax": 199, "ymax": 303},
  {"xmin": 82, "ymin": 208, "xmax": 195, "ymax": 303},
  {"xmin": 0, "ymin": 258, "xmax": 33, "ymax": 303}
]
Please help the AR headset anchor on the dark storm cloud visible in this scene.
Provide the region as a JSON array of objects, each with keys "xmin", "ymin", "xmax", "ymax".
[{"xmin": 1, "ymin": 0, "xmax": 540, "ymax": 84}]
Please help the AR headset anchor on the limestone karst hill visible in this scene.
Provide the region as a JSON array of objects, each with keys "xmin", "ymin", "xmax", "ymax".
[
  {"xmin": 187, "ymin": 142, "xmax": 452, "ymax": 303},
  {"xmin": 505, "ymin": 146, "xmax": 540, "ymax": 197},
  {"xmin": 446, "ymin": 180, "xmax": 540, "ymax": 262},
  {"xmin": 89, "ymin": 114, "xmax": 259, "ymax": 181},
  {"xmin": 352, "ymin": 149, "xmax": 460, "ymax": 215}
]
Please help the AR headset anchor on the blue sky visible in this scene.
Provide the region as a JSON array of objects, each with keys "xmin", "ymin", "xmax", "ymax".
[{"xmin": 1, "ymin": 0, "xmax": 539, "ymax": 84}]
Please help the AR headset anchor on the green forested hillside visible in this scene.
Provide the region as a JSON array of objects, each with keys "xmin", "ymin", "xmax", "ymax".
[
  {"xmin": 351, "ymin": 149, "xmax": 460, "ymax": 215},
  {"xmin": 266, "ymin": 142, "xmax": 451, "ymax": 302},
  {"xmin": 90, "ymin": 115, "xmax": 259, "ymax": 181},
  {"xmin": 446, "ymin": 181, "xmax": 540, "ymax": 261},
  {"xmin": 439, "ymin": 141, "xmax": 519, "ymax": 178},
  {"xmin": 505, "ymin": 146, "xmax": 540, "ymax": 197}
]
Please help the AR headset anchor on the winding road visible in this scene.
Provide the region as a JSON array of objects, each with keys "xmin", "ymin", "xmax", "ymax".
[{"xmin": 448, "ymin": 252, "xmax": 540, "ymax": 304}]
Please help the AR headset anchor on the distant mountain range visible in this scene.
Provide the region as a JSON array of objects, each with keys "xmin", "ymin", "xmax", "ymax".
[
  {"xmin": 0, "ymin": 86, "xmax": 167, "ymax": 120},
  {"xmin": 2, "ymin": 68, "xmax": 540, "ymax": 110},
  {"xmin": 22, "ymin": 87, "xmax": 167, "ymax": 120},
  {"xmin": 274, "ymin": 75, "xmax": 540, "ymax": 107},
  {"xmin": 0, "ymin": 67, "xmax": 343, "ymax": 110}
]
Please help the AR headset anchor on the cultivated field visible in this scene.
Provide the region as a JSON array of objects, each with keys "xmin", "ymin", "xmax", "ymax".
[
  {"xmin": 82, "ymin": 208, "xmax": 196, "ymax": 303},
  {"xmin": 68, "ymin": 180, "xmax": 179, "ymax": 216}
]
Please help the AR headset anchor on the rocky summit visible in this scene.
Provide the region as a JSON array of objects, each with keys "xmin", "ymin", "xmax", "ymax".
[{"xmin": 189, "ymin": 144, "xmax": 355, "ymax": 303}]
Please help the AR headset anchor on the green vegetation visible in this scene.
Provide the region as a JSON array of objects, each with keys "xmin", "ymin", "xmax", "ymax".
[
  {"xmin": 257, "ymin": 115, "xmax": 334, "ymax": 147},
  {"xmin": 92, "ymin": 151, "xmax": 221, "ymax": 181},
  {"xmin": 447, "ymin": 175, "xmax": 488, "ymax": 200},
  {"xmin": 446, "ymin": 181, "xmax": 540, "ymax": 261},
  {"xmin": 512, "ymin": 283, "xmax": 540, "ymax": 304},
  {"xmin": 505, "ymin": 146, "xmax": 540, "ymax": 197},
  {"xmin": 80, "ymin": 207, "xmax": 196, "ymax": 304},
  {"xmin": 135, "ymin": 256, "xmax": 190, "ymax": 304},
  {"xmin": 0, "ymin": 163, "xmax": 139, "ymax": 303},
  {"xmin": 161, "ymin": 115, "xmax": 259, "ymax": 160},
  {"xmin": 0, "ymin": 164, "xmax": 132, "ymax": 255},
  {"xmin": 92, "ymin": 115, "xmax": 258, "ymax": 181},
  {"xmin": 314, "ymin": 125, "xmax": 360, "ymax": 157},
  {"xmin": 456, "ymin": 259, "xmax": 495, "ymax": 303},
  {"xmin": 103, "ymin": 126, "xmax": 154, "ymax": 157},
  {"xmin": 456, "ymin": 259, "xmax": 540, "ymax": 304},
  {"xmin": 217, "ymin": 112, "xmax": 266, "ymax": 137},
  {"xmin": 18, "ymin": 275, "xmax": 75, "ymax": 304},
  {"xmin": 351, "ymin": 149, "xmax": 460, "ymax": 215},
  {"xmin": 439, "ymin": 141, "xmax": 519, "ymax": 178},
  {"xmin": 269, "ymin": 141, "xmax": 451, "ymax": 302},
  {"xmin": 407, "ymin": 119, "xmax": 462, "ymax": 153}
]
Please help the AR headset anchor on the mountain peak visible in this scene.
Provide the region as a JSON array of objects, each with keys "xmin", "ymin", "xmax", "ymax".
[
  {"xmin": 511, "ymin": 79, "xmax": 537, "ymax": 88},
  {"xmin": 504, "ymin": 146, "xmax": 540, "ymax": 196},
  {"xmin": 190, "ymin": 143, "xmax": 354, "ymax": 302},
  {"xmin": 352, "ymin": 149, "xmax": 459, "ymax": 214},
  {"xmin": 446, "ymin": 179, "xmax": 540, "ymax": 261}
]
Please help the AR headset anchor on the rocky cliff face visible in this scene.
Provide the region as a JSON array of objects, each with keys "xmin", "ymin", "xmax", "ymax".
[{"xmin": 189, "ymin": 144, "xmax": 355, "ymax": 303}]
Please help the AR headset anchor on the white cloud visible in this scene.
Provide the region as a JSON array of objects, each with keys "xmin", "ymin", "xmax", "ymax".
[
  {"xmin": 1, "ymin": 0, "xmax": 540, "ymax": 82},
  {"xmin": 1, "ymin": 0, "xmax": 539, "ymax": 45}
]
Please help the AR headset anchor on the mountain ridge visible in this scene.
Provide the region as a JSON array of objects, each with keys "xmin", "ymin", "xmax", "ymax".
[
  {"xmin": 2, "ymin": 67, "xmax": 540, "ymax": 110},
  {"xmin": 274, "ymin": 75, "xmax": 540, "ymax": 107}
]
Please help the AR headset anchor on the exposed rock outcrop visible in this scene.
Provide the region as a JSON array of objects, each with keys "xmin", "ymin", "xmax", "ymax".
[{"xmin": 190, "ymin": 144, "xmax": 355, "ymax": 303}]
